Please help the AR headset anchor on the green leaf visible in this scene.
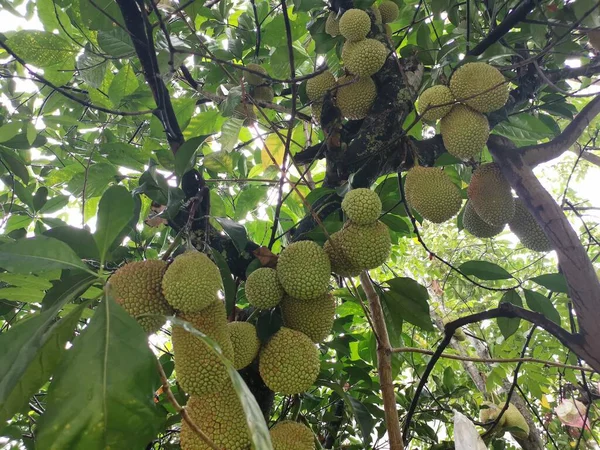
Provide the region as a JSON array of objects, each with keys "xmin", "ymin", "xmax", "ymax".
[
  {"xmin": 94, "ymin": 186, "xmax": 134, "ymax": 264},
  {"xmin": 214, "ymin": 217, "xmax": 248, "ymax": 252},
  {"xmin": 6, "ymin": 31, "xmax": 76, "ymax": 68},
  {"xmin": 0, "ymin": 122, "xmax": 22, "ymax": 143},
  {"xmin": 523, "ymin": 289, "xmax": 561, "ymax": 325},
  {"xmin": 211, "ymin": 249, "xmax": 237, "ymax": 317},
  {"xmin": 39, "ymin": 195, "xmax": 69, "ymax": 214},
  {"xmin": 44, "ymin": 226, "xmax": 100, "ymax": 261},
  {"xmin": 458, "ymin": 260, "xmax": 512, "ymax": 280},
  {"xmin": 0, "ymin": 236, "xmax": 94, "ymax": 275},
  {"xmin": 497, "ymin": 290, "xmax": 523, "ymax": 339},
  {"xmin": 175, "ymin": 135, "xmax": 211, "ymax": 180},
  {"xmin": 384, "ymin": 277, "xmax": 433, "ymax": 331},
  {"xmin": 530, "ymin": 273, "xmax": 569, "ymax": 294},
  {"xmin": 220, "ymin": 117, "xmax": 244, "ymax": 153},
  {"xmin": 36, "ymin": 295, "xmax": 165, "ymax": 450},
  {"xmin": 33, "ymin": 187, "xmax": 48, "ymax": 212},
  {"xmin": 0, "ymin": 149, "xmax": 29, "ymax": 183},
  {"xmin": 493, "ymin": 114, "xmax": 554, "ymax": 145},
  {"xmin": 108, "ymin": 64, "xmax": 139, "ymax": 105},
  {"xmin": 97, "ymin": 28, "xmax": 134, "ymax": 57},
  {"xmin": 78, "ymin": 0, "xmax": 125, "ymax": 31}
]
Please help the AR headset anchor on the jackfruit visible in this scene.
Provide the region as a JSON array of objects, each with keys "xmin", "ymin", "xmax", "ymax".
[
  {"xmin": 109, "ymin": 260, "xmax": 172, "ymax": 333},
  {"xmin": 341, "ymin": 188, "xmax": 382, "ymax": 225},
  {"xmin": 502, "ymin": 403, "xmax": 530, "ymax": 439},
  {"xmin": 306, "ymin": 70, "xmax": 336, "ymax": 102},
  {"xmin": 270, "ymin": 420, "xmax": 316, "ymax": 450},
  {"xmin": 172, "ymin": 301, "xmax": 234, "ymax": 396},
  {"xmin": 417, "ymin": 85, "xmax": 454, "ymax": 122},
  {"xmin": 404, "ymin": 166, "xmax": 462, "ymax": 223},
  {"xmin": 384, "ymin": 23, "xmax": 392, "ymax": 37},
  {"xmin": 479, "ymin": 401, "xmax": 507, "ymax": 427},
  {"xmin": 162, "ymin": 251, "xmax": 222, "ymax": 314},
  {"xmin": 280, "ymin": 293, "xmax": 336, "ymax": 343},
  {"xmin": 233, "ymin": 102, "xmax": 257, "ymax": 126},
  {"xmin": 339, "ymin": 9, "xmax": 371, "ymax": 42},
  {"xmin": 228, "ymin": 321, "xmax": 260, "ymax": 370},
  {"xmin": 449, "ymin": 62, "xmax": 509, "ymax": 113},
  {"xmin": 180, "ymin": 381, "xmax": 251, "ymax": 450},
  {"xmin": 463, "ymin": 200, "xmax": 505, "ymax": 238},
  {"xmin": 245, "ymin": 267, "xmax": 284, "ymax": 309},
  {"xmin": 325, "ymin": 12, "xmax": 340, "ymax": 37},
  {"xmin": 338, "ymin": 221, "xmax": 391, "ymax": 270},
  {"xmin": 509, "ymin": 198, "xmax": 552, "ymax": 252},
  {"xmin": 370, "ymin": 6, "xmax": 382, "ymax": 24},
  {"xmin": 379, "ymin": 1, "xmax": 399, "ymax": 23},
  {"xmin": 336, "ymin": 75, "xmax": 376, "ymax": 120},
  {"xmin": 467, "ymin": 163, "xmax": 515, "ymax": 226},
  {"xmin": 342, "ymin": 38, "xmax": 388, "ymax": 76},
  {"xmin": 324, "ymin": 231, "xmax": 362, "ymax": 277},
  {"xmin": 259, "ymin": 327, "xmax": 320, "ymax": 395},
  {"xmin": 311, "ymin": 102, "xmax": 323, "ymax": 124},
  {"xmin": 253, "ymin": 85, "xmax": 274, "ymax": 103},
  {"xmin": 245, "ymin": 63, "xmax": 268, "ymax": 86},
  {"xmin": 276, "ymin": 241, "xmax": 331, "ymax": 300},
  {"xmin": 440, "ymin": 104, "xmax": 489, "ymax": 160}
]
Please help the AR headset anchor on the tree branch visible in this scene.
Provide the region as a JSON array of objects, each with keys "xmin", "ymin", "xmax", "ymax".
[{"xmin": 520, "ymin": 95, "xmax": 600, "ymax": 167}]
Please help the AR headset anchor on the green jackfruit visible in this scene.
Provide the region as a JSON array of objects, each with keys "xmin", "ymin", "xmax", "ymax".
[
  {"xmin": 281, "ymin": 293, "xmax": 336, "ymax": 343},
  {"xmin": 370, "ymin": 5, "xmax": 382, "ymax": 24},
  {"xmin": 276, "ymin": 241, "xmax": 331, "ymax": 300},
  {"xmin": 467, "ymin": 163, "xmax": 515, "ymax": 227},
  {"xmin": 449, "ymin": 62, "xmax": 509, "ymax": 113},
  {"xmin": 245, "ymin": 63, "xmax": 268, "ymax": 86},
  {"xmin": 172, "ymin": 301, "xmax": 234, "ymax": 396},
  {"xmin": 404, "ymin": 166, "xmax": 462, "ymax": 223},
  {"xmin": 324, "ymin": 231, "xmax": 362, "ymax": 277},
  {"xmin": 440, "ymin": 104, "xmax": 489, "ymax": 160},
  {"xmin": 259, "ymin": 327, "xmax": 320, "ymax": 395},
  {"xmin": 109, "ymin": 260, "xmax": 172, "ymax": 333},
  {"xmin": 228, "ymin": 321, "xmax": 260, "ymax": 370},
  {"xmin": 325, "ymin": 12, "xmax": 340, "ymax": 37},
  {"xmin": 341, "ymin": 188, "xmax": 382, "ymax": 225},
  {"xmin": 180, "ymin": 381, "xmax": 251, "ymax": 450},
  {"xmin": 463, "ymin": 201, "xmax": 505, "ymax": 238},
  {"xmin": 253, "ymin": 85, "xmax": 274, "ymax": 103},
  {"xmin": 342, "ymin": 38, "xmax": 387, "ymax": 77},
  {"xmin": 336, "ymin": 75, "xmax": 376, "ymax": 120},
  {"xmin": 379, "ymin": 1, "xmax": 399, "ymax": 23},
  {"xmin": 338, "ymin": 221, "xmax": 391, "ymax": 270},
  {"xmin": 311, "ymin": 102, "xmax": 323, "ymax": 124},
  {"xmin": 306, "ymin": 70, "xmax": 336, "ymax": 102},
  {"xmin": 162, "ymin": 251, "xmax": 222, "ymax": 314},
  {"xmin": 245, "ymin": 267, "xmax": 284, "ymax": 309},
  {"xmin": 339, "ymin": 9, "xmax": 371, "ymax": 42},
  {"xmin": 509, "ymin": 198, "xmax": 552, "ymax": 252},
  {"xmin": 384, "ymin": 23, "xmax": 392, "ymax": 37},
  {"xmin": 417, "ymin": 85, "xmax": 454, "ymax": 122},
  {"xmin": 270, "ymin": 420, "xmax": 316, "ymax": 450},
  {"xmin": 502, "ymin": 403, "xmax": 530, "ymax": 439},
  {"xmin": 233, "ymin": 102, "xmax": 257, "ymax": 126}
]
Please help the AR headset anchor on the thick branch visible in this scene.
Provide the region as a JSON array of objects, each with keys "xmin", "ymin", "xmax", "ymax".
[
  {"xmin": 359, "ymin": 272, "xmax": 404, "ymax": 450},
  {"xmin": 520, "ymin": 95, "xmax": 600, "ymax": 166}
]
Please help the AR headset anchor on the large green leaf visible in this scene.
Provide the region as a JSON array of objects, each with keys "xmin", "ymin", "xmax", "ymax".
[
  {"xmin": 175, "ymin": 135, "xmax": 211, "ymax": 180},
  {"xmin": 497, "ymin": 290, "xmax": 523, "ymax": 339},
  {"xmin": 5, "ymin": 31, "xmax": 76, "ymax": 68},
  {"xmin": 211, "ymin": 248, "xmax": 237, "ymax": 317},
  {"xmin": 458, "ymin": 260, "xmax": 512, "ymax": 280},
  {"xmin": 108, "ymin": 64, "xmax": 139, "ymax": 105},
  {"xmin": 384, "ymin": 277, "xmax": 433, "ymax": 331},
  {"xmin": 36, "ymin": 295, "xmax": 165, "ymax": 450},
  {"xmin": 0, "ymin": 236, "xmax": 95, "ymax": 275},
  {"xmin": 94, "ymin": 186, "xmax": 134, "ymax": 265},
  {"xmin": 523, "ymin": 289, "xmax": 561, "ymax": 325},
  {"xmin": 530, "ymin": 273, "xmax": 569, "ymax": 294}
]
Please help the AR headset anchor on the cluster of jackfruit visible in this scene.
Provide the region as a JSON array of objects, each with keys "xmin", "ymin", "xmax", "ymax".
[
  {"xmin": 417, "ymin": 62, "xmax": 509, "ymax": 160},
  {"xmin": 479, "ymin": 401, "xmax": 530, "ymax": 440}
]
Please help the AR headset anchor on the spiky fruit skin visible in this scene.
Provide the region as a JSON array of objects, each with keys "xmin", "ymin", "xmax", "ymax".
[
  {"xmin": 324, "ymin": 231, "xmax": 362, "ymax": 277},
  {"xmin": 404, "ymin": 166, "xmax": 462, "ymax": 223},
  {"xmin": 311, "ymin": 102, "xmax": 323, "ymax": 125},
  {"xmin": 342, "ymin": 39, "xmax": 387, "ymax": 76},
  {"xmin": 276, "ymin": 241, "xmax": 331, "ymax": 300},
  {"xmin": 259, "ymin": 327, "xmax": 320, "ymax": 395},
  {"xmin": 180, "ymin": 382, "xmax": 251, "ymax": 450},
  {"xmin": 109, "ymin": 260, "xmax": 172, "ymax": 333},
  {"xmin": 270, "ymin": 421, "xmax": 316, "ymax": 450},
  {"xmin": 440, "ymin": 104, "xmax": 489, "ymax": 160},
  {"xmin": 245, "ymin": 267, "xmax": 284, "ymax": 309},
  {"xmin": 281, "ymin": 293, "xmax": 335, "ymax": 343},
  {"xmin": 467, "ymin": 163, "xmax": 514, "ymax": 227},
  {"xmin": 463, "ymin": 201, "xmax": 505, "ymax": 238},
  {"xmin": 379, "ymin": 1, "xmax": 399, "ymax": 23},
  {"xmin": 336, "ymin": 75, "xmax": 376, "ymax": 120},
  {"xmin": 228, "ymin": 322, "xmax": 260, "ymax": 370},
  {"xmin": 384, "ymin": 23, "xmax": 392, "ymax": 37},
  {"xmin": 306, "ymin": 71, "xmax": 336, "ymax": 102},
  {"xmin": 245, "ymin": 63, "xmax": 268, "ymax": 86},
  {"xmin": 253, "ymin": 85, "xmax": 274, "ymax": 103},
  {"xmin": 341, "ymin": 188, "xmax": 382, "ymax": 225},
  {"xmin": 325, "ymin": 12, "xmax": 340, "ymax": 37},
  {"xmin": 162, "ymin": 252, "xmax": 222, "ymax": 314},
  {"xmin": 233, "ymin": 103, "xmax": 257, "ymax": 126},
  {"xmin": 479, "ymin": 402, "xmax": 507, "ymax": 427},
  {"xmin": 503, "ymin": 403, "xmax": 530, "ymax": 439},
  {"xmin": 509, "ymin": 199, "xmax": 552, "ymax": 252},
  {"xmin": 370, "ymin": 6, "xmax": 382, "ymax": 24},
  {"xmin": 339, "ymin": 9, "xmax": 371, "ymax": 42},
  {"xmin": 172, "ymin": 301, "xmax": 234, "ymax": 396},
  {"xmin": 417, "ymin": 85, "xmax": 454, "ymax": 122},
  {"xmin": 338, "ymin": 221, "xmax": 391, "ymax": 270},
  {"xmin": 449, "ymin": 62, "xmax": 509, "ymax": 113}
]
